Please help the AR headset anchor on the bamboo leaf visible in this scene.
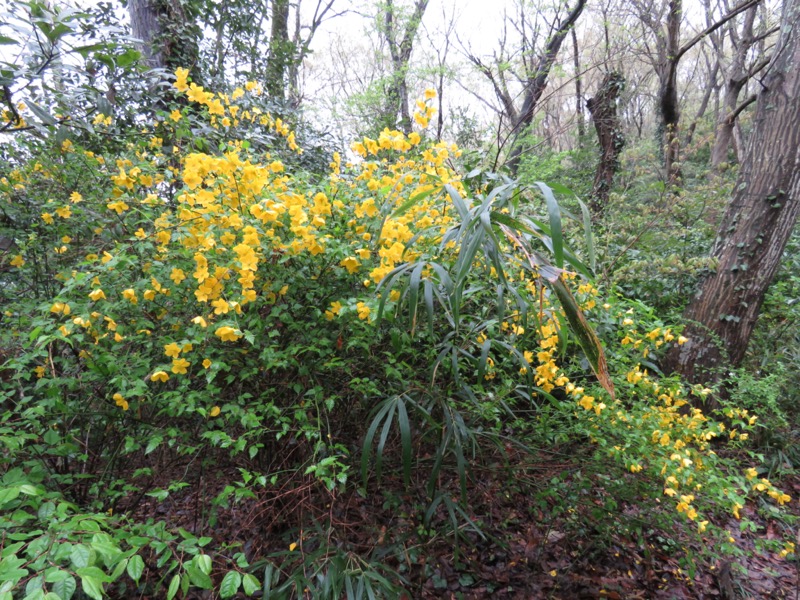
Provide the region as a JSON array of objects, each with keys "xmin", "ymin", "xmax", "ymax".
[
  {"xmin": 548, "ymin": 276, "xmax": 615, "ymax": 399},
  {"xmin": 532, "ymin": 181, "xmax": 564, "ymax": 268}
]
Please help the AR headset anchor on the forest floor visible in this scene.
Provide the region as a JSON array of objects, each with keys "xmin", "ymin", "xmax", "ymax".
[{"xmin": 126, "ymin": 443, "xmax": 799, "ymax": 599}]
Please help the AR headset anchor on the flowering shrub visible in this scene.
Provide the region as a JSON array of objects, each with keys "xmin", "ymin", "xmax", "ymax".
[{"xmin": 0, "ymin": 68, "xmax": 794, "ymax": 597}]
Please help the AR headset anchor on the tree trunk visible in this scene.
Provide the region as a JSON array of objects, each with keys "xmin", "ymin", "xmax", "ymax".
[
  {"xmin": 505, "ymin": 0, "xmax": 587, "ymax": 174},
  {"xmin": 659, "ymin": 0, "xmax": 682, "ymax": 184},
  {"xmin": 383, "ymin": 0, "xmax": 429, "ymax": 134},
  {"xmin": 266, "ymin": 0, "xmax": 292, "ymax": 101},
  {"xmin": 710, "ymin": 5, "xmax": 759, "ymax": 171},
  {"xmin": 571, "ymin": 28, "xmax": 585, "ymax": 144},
  {"xmin": 587, "ymin": 71, "xmax": 625, "ymax": 216},
  {"xmin": 663, "ymin": 0, "xmax": 800, "ymax": 384},
  {"xmin": 129, "ymin": 0, "xmax": 165, "ymax": 68},
  {"xmin": 128, "ymin": 0, "xmax": 199, "ymax": 75}
]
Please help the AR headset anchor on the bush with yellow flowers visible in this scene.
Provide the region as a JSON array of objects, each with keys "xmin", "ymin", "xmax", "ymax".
[{"xmin": 0, "ymin": 68, "xmax": 794, "ymax": 598}]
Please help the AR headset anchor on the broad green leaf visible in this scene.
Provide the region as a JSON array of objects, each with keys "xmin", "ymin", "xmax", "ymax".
[
  {"xmin": 79, "ymin": 576, "xmax": 102, "ymax": 600},
  {"xmin": 51, "ymin": 575, "xmax": 76, "ymax": 600},
  {"xmin": 242, "ymin": 573, "xmax": 259, "ymax": 595},
  {"xmin": 166, "ymin": 573, "xmax": 180, "ymax": 600},
  {"xmin": 0, "ymin": 555, "xmax": 28, "ymax": 584},
  {"xmin": 185, "ymin": 565, "xmax": 212, "ymax": 589},
  {"xmin": 126, "ymin": 555, "xmax": 144, "ymax": 583},
  {"xmin": 195, "ymin": 553, "xmax": 212, "ymax": 575},
  {"xmin": 69, "ymin": 545, "xmax": 90, "ymax": 569},
  {"xmin": 75, "ymin": 567, "xmax": 111, "ymax": 583},
  {"xmin": 219, "ymin": 570, "xmax": 241, "ymax": 598}
]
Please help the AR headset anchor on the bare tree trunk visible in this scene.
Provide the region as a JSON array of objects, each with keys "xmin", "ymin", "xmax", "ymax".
[
  {"xmin": 505, "ymin": 0, "xmax": 587, "ymax": 174},
  {"xmin": 266, "ymin": 0, "xmax": 292, "ymax": 101},
  {"xmin": 383, "ymin": 0, "xmax": 429, "ymax": 134},
  {"xmin": 663, "ymin": 0, "xmax": 800, "ymax": 383},
  {"xmin": 684, "ymin": 57, "xmax": 719, "ymax": 147},
  {"xmin": 129, "ymin": 0, "xmax": 165, "ymax": 68},
  {"xmin": 571, "ymin": 28, "xmax": 585, "ymax": 144},
  {"xmin": 587, "ymin": 71, "xmax": 625, "ymax": 216},
  {"xmin": 660, "ymin": 0, "xmax": 682, "ymax": 184}
]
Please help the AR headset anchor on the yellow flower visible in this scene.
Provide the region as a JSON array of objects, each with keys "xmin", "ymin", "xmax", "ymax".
[
  {"xmin": 325, "ymin": 301, "xmax": 343, "ymax": 321},
  {"xmin": 41, "ymin": 212, "xmax": 54, "ymax": 224},
  {"xmin": 174, "ymin": 67, "xmax": 189, "ymax": 92},
  {"xmin": 202, "ymin": 359, "xmax": 212, "ymax": 369},
  {"xmin": 9, "ymin": 255, "xmax": 25, "ymax": 267},
  {"xmin": 171, "ymin": 358, "xmax": 190, "ymax": 374},
  {"xmin": 356, "ymin": 302, "xmax": 371, "ymax": 321},
  {"xmin": 424, "ymin": 88, "xmax": 437, "ymax": 99},
  {"xmin": 50, "ymin": 301, "xmax": 70, "ymax": 315},
  {"xmin": 122, "ymin": 289, "xmax": 138, "ymax": 304},
  {"xmin": 151, "ymin": 371, "xmax": 169, "ymax": 382},
  {"xmin": 113, "ymin": 393, "xmax": 129, "ymax": 411},
  {"xmin": 677, "ymin": 335, "xmax": 688, "ymax": 345},
  {"xmin": 209, "ymin": 406, "xmax": 221, "ymax": 417},
  {"xmin": 170, "ymin": 109, "xmax": 182, "ymax": 122},
  {"xmin": 212, "ymin": 298, "xmax": 230, "ymax": 314},
  {"xmin": 143, "ymin": 289, "xmax": 156, "ymax": 301},
  {"xmin": 164, "ymin": 343, "xmax": 181, "ymax": 358},
  {"xmin": 340, "ymin": 256, "xmax": 360, "ymax": 274},
  {"xmin": 192, "ymin": 316, "xmax": 208, "ymax": 328},
  {"xmin": 170, "ymin": 268, "xmax": 186, "ymax": 285},
  {"xmin": 215, "ymin": 326, "xmax": 242, "ymax": 342},
  {"xmin": 34, "ymin": 365, "xmax": 46, "ymax": 378},
  {"xmin": 55, "ymin": 206, "xmax": 72, "ymax": 219},
  {"xmin": 88, "ymin": 289, "xmax": 106, "ymax": 301},
  {"xmin": 69, "ymin": 191, "xmax": 82, "ymax": 203}
]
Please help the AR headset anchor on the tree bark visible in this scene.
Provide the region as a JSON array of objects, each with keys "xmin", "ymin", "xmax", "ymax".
[
  {"xmin": 383, "ymin": 0, "xmax": 429, "ymax": 134},
  {"xmin": 571, "ymin": 28, "xmax": 585, "ymax": 144},
  {"xmin": 128, "ymin": 0, "xmax": 165, "ymax": 68},
  {"xmin": 128, "ymin": 0, "xmax": 199, "ymax": 72},
  {"xmin": 587, "ymin": 71, "xmax": 625, "ymax": 216},
  {"xmin": 505, "ymin": 0, "xmax": 587, "ymax": 174},
  {"xmin": 710, "ymin": 4, "xmax": 759, "ymax": 170},
  {"xmin": 663, "ymin": 0, "xmax": 800, "ymax": 383},
  {"xmin": 266, "ymin": 0, "xmax": 292, "ymax": 101}
]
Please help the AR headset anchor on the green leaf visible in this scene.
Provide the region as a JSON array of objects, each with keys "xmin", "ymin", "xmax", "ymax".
[
  {"xmin": 0, "ymin": 555, "xmax": 28, "ymax": 584},
  {"xmin": 126, "ymin": 555, "xmax": 144, "ymax": 583},
  {"xmin": 242, "ymin": 573, "xmax": 259, "ymax": 595},
  {"xmin": 79, "ymin": 575, "xmax": 103, "ymax": 600},
  {"xmin": 91, "ymin": 534, "xmax": 121, "ymax": 565},
  {"xmin": 0, "ymin": 487, "xmax": 20, "ymax": 507},
  {"xmin": 70, "ymin": 545, "xmax": 90, "ymax": 569},
  {"xmin": 51, "ymin": 575, "xmax": 76, "ymax": 600},
  {"xmin": 185, "ymin": 565, "xmax": 212, "ymax": 589},
  {"xmin": 532, "ymin": 181, "xmax": 563, "ymax": 268},
  {"xmin": 75, "ymin": 567, "xmax": 111, "ymax": 583},
  {"xmin": 194, "ymin": 554, "xmax": 212, "ymax": 575},
  {"xmin": 166, "ymin": 573, "xmax": 180, "ymax": 600},
  {"xmin": 219, "ymin": 570, "xmax": 241, "ymax": 598},
  {"xmin": 0, "ymin": 36, "xmax": 18, "ymax": 45}
]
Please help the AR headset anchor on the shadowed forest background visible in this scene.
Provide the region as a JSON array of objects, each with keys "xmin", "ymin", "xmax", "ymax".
[{"xmin": 1, "ymin": 0, "xmax": 800, "ymax": 597}]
